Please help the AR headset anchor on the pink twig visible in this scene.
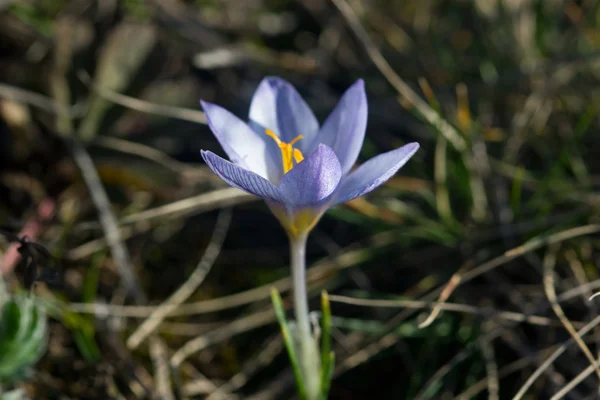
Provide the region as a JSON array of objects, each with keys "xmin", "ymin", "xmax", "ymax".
[{"xmin": 1, "ymin": 198, "xmax": 55, "ymax": 276}]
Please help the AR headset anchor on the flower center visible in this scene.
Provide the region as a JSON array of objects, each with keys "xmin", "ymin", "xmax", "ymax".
[{"xmin": 265, "ymin": 129, "xmax": 305, "ymax": 174}]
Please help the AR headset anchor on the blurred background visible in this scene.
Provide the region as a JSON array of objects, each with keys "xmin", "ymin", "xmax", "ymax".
[{"xmin": 1, "ymin": 0, "xmax": 600, "ymax": 399}]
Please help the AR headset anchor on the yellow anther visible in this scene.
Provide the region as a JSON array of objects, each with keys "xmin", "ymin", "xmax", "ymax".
[
  {"xmin": 293, "ymin": 148, "xmax": 304, "ymax": 163},
  {"xmin": 265, "ymin": 129, "xmax": 282, "ymax": 145},
  {"xmin": 265, "ymin": 129, "xmax": 305, "ymax": 173},
  {"xmin": 289, "ymin": 135, "xmax": 303, "ymax": 146}
]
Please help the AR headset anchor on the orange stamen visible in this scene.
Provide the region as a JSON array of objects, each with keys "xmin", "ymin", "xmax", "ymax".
[{"xmin": 265, "ymin": 129, "xmax": 305, "ymax": 173}]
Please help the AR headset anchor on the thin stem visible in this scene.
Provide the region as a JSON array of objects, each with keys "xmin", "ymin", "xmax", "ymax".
[
  {"xmin": 290, "ymin": 233, "xmax": 310, "ymax": 336},
  {"xmin": 289, "ymin": 232, "xmax": 321, "ymax": 399}
]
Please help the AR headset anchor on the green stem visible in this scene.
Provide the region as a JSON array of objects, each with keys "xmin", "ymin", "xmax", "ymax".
[
  {"xmin": 290, "ymin": 233, "xmax": 310, "ymax": 337},
  {"xmin": 290, "ymin": 233, "xmax": 320, "ymax": 399}
]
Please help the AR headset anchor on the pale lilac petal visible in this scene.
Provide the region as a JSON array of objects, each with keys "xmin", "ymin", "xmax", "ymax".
[
  {"xmin": 333, "ymin": 143, "xmax": 419, "ymax": 205},
  {"xmin": 201, "ymin": 101, "xmax": 279, "ymax": 182},
  {"xmin": 317, "ymin": 79, "xmax": 367, "ymax": 175},
  {"xmin": 248, "ymin": 77, "xmax": 319, "ymax": 154},
  {"xmin": 201, "ymin": 151, "xmax": 283, "ymax": 202},
  {"xmin": 278, "ymin": 144, "xmax": 342, "ymax": 207},
  {"xmin": 248, "ymin": 78, "xmax": 278, "ymax": 135},
  {"xmin": 273, "ymin": 81, "xmax": 319, "ymax": 152}
]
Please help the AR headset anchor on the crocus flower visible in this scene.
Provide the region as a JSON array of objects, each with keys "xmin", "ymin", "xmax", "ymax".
[
  {"xmin": 200, "ymin": 77, "xmax": 419, "ymax": 399},
  {"xmin": 200, "ymin": 77, "xmax": 419, "ymax": 238}
]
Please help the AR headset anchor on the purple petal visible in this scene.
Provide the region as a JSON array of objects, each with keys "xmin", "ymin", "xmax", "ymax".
[
  {"xmin": 201, "ymin": 101, "xmax": 279, "ymax": 182},
  {"xmin": 248, "ymin": 79, "xmax": 277, "ymax": 135},
  {"xmin": 248, "ymin": 77, "xmax": 319, "ymax": 154},
  {"xmin": 201, "ymin": 150, "xmax": 283, "ymax": 202},
  {"xmin": 278, "ymin": 144, "xmax": 342, "ymax": 207},
  {"xmin": 317, "ymin": 80, "xmax": 368, "ymax": 175},
  {"xmin": 333, "ymin": 143, "xmax": 419, "ymax": 205}
]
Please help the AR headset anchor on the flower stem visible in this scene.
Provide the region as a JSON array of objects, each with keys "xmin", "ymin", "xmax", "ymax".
[
  {"xmin": 290, "ymin": 233, "xmax": 310, "ymax": 337},
  {"xmin": 289, "ymin": 232, "xmax": 320, "ymax": 399}
]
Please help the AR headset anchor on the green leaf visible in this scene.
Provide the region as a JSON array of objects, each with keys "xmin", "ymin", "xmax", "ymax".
[
  {"xmin": 319, "ymin": 352, "xmax": 335, "ymax": 400},
  {"xmin": 270, "ymin": 288, "xmax": 307, "ymax": 400},
  {"xmin": 0, "ymin": 297, "xmax": 48, "ymax": 382},
  {"xmin": 61, "ymin": 311, "xmax": 100, "ymax": 362},
  {"xmin": 68, "ymin": 252, "xmax": 102, "ymax": 361},
  {"xmin": 319, "ymin": 291, "xmax": 334, "ymax": 399}
]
